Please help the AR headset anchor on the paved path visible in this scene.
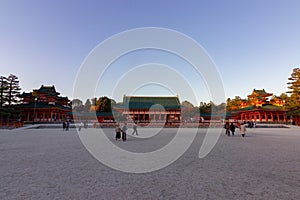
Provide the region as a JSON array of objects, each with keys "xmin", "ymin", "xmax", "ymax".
[{"xmin": 0, "ymin": 128, "xmax": 300, "ymax": 199}]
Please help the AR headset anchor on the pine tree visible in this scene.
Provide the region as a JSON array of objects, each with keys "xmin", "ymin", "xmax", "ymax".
[
  {"xmin": 0, "ymin": 76, "xmax": 8, "ymax": 107},
  {"xmin": 0, "ymin": 76, "xmax": 9, "ymax": 122},
  {"xmin": 287, "ymin": 68, "xmax": 300, "ymax": 112},
  {"xmin": 6, "ymin": 74, "xmax": 21, "ymax": 107}
]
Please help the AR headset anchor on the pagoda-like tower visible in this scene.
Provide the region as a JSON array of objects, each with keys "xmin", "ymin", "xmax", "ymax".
[
  {"xmin": 247, "ymin": 89, "xmax": 273, "ymax": 107},
  {"xmin": 270, "ymin": 96, "xmax": 285, "ymax": 107},
  {"xmin": 18, "ymin": 85, "xmax": 71, "ymax": 123}
]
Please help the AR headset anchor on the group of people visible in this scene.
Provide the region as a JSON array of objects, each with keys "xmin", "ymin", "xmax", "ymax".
[
  {"xmin": 115, "ymin": 122, "xmax": 138, "ymax": 141},
  {"xmin": 246, "ymin": 120, "xmax": 256, "ymax": 128},
  {"xmin": 224, "ymin": 122, "xmax": 246, "ymax": 137},
  {"xmin": 115, "ymin": 123, "xmax": 127, "ymax": 141}
]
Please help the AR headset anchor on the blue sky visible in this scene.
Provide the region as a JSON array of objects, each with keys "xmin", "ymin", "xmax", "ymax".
[{"xmin": 1, "ymin": 0, "xmax": 300, "ymax": 105}]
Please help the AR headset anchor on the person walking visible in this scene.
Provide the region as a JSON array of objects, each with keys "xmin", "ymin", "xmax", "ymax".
[
  {"xmin": 224, "ymin": 122, "xmax": 230, "ymax": 136},
  {"xmin": 115, "ymin": 124, "xmax": 121, "ymax": 141},
  {"xmin": 230, "ymin": 122, "xmax": 236, "ymax": 136},
  {"xmin": 132, "ymin": 122, "xmax": 138, "ymax": 136},
  {"xmin": 78, "ymin": 122, "xmax": 83, "ymax": 131},
  {"xmin": 122, "ymin": 123, "xmax": 127, "ymax": 141},
  {"xmin": 240, "ymin": 122, "xmax": 246, "ymax": 137},
  {"xmin": 66, "ymin": 120, "xmax": 70, "ymax": 131},
  {"xmin": 62, "ymin": 121, "xmax": 66, "ymax": 131}
]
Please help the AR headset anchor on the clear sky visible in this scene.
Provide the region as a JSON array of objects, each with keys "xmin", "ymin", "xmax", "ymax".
[{"xmin": 1, "ymin": 0, "xmax": 300, "ymax": 106}]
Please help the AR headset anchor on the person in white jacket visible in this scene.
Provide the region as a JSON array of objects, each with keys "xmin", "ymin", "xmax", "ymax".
[{"xmin": 240, "ymin": 123, "xmax": 246, "ymax": 137}]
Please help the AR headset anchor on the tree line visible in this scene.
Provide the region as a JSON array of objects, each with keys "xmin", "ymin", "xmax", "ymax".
[{"xmin": 71, "ymin": 96, "xmax": 116, "ymax": 113}]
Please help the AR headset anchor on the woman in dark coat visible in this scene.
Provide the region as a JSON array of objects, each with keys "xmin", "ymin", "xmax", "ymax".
[{"xmin": 230, "ymin": 122, "xmax": 236, "ymax": 136}]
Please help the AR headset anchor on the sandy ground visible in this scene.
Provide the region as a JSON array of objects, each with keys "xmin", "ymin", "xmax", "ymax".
[{"xmin": 0, "ymin": 127, "xmax": 300, "ymax": 200}]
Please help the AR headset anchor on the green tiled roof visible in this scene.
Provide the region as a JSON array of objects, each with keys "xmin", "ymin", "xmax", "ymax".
[
  {"xmin": 252, "ymin": 89, "xmax": 272, "ymax": 96},
  {"xmin": 35, "ymin": 85, "xmax": 60, "ymax": 95},
  {"xmin": 59, "ymin": 96, "xmax": 68, "ymax": 100},
  {"xmin": 261, "ymin": 105, "xmax": 284, "ymax": 111},
  {"xmin": 121, "ymin": 96, "xmax": 181, "ymax": 109},
  {"xmin": 254, "ymin": 89, "xmax": 266, "ymax": 94},
  {"xmin": 239, "ymin": 105, "xmax": 257, "ymax": 111},
  {"xmin": 237, "ymin": 104, "xmax": 284, "ymax": 112}
]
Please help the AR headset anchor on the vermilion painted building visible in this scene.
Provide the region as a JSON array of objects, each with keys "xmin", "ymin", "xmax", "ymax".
[
  {"xmin": 115, "ymin": 96, "xmax": 181, "ymax": 125},
  {"xmin": 18, "ymin": 85, "xmax": 71, "ymax": 122},
  {"xmin": 230, "ymin": 89, "xmax": 287, "ymax": 123}
]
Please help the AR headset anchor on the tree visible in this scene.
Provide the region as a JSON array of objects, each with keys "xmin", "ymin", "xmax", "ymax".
[
  {"xmin": 0, "ymin": 76, "xmax": 8, "ymax": 107},
  {"xmin": 286, "ymin": 68, "xmax": 300, "ymax": 113},
  {"xmin": 226, "ymin": 96, "xmax": 242, "ymax": 111},
  {"xmin": 84, "ymin": 99, "xmax": 92, "ymax": 112},
  {"xmin": 0, "ymin": 74, "xmax": 21, "ymax": 122},
  {"xmin": 199, "ymin": 101, "xmax": 211, "ymax": 114},
  {"xmin": 0, "ymin": 76, "xmax": 8, "ymax": 122},
  {"xmin": 280, "ymin": 93, "xmax": 289, "ymax": 108},
  {"xmin": 91, "ymin": 98, "xmax": 97, "ymax": 106},
  {"xmin": 181, "ymin": 100, "xmax": 199, "ymax": 121},
  {"xmin": 283, "ymin": 68, "xmax": 300, "ymax": 116},
  {"xmin": 72, "ymin": 99, "xmax": 83, "ymax": 108},
  {"xmin": 181, "ymin": 100, "xmax": 194, "ymax": 108},
  {"xmin": 71, "ymin": 98, "xmax": 84, "ymax": 112},
  {"xmin": 6, "ymin": 74, "xmax": 21, "ymax": 107},
  {"xmin": 95, "ymin": 96, "xmax": 115, "ymax": 112},
  {"xmin": 199, "ymin": 101, "xmax": 226, "ymax": 116}
]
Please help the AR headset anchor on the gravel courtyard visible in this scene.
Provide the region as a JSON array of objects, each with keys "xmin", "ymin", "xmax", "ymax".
[{"xmin": 1, "ymin": 127, "xmax": 300, "ymax": 200}]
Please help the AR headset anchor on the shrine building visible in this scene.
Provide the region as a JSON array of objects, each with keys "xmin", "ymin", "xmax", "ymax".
[
  {"xmin": 18, "ymin": 85, "xmax": 71, "ymax": 122},
  {"xmin": 116, "ymin": 96, "xmax": 181, "ymax": 125},
  {"xmin": 230, "ymin": 89, "xmax": 287, "ymax": 123}
]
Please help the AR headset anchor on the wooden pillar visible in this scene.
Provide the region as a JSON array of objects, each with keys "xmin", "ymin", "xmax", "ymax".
[
  {"xmin": 27, "ymin": 112, "xmax": 30, "ymax": 121},
  {"xmin": 277, "ymin": 113, "xmax": 280, "ymax": 122},
  {"xmin": 265, "ymin": 113, "xmax": 268, "ymax": 122},
  {"xmin": 259, "ymin": 113, "xmax": 262, "ymax": 122},
  {"xmin": 284, "ymin": 113, "xmax": 287, "ymax": 123},
  {"xmin": 271, "ymin": 113, "xmax": 274, "ymax": 122}
]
